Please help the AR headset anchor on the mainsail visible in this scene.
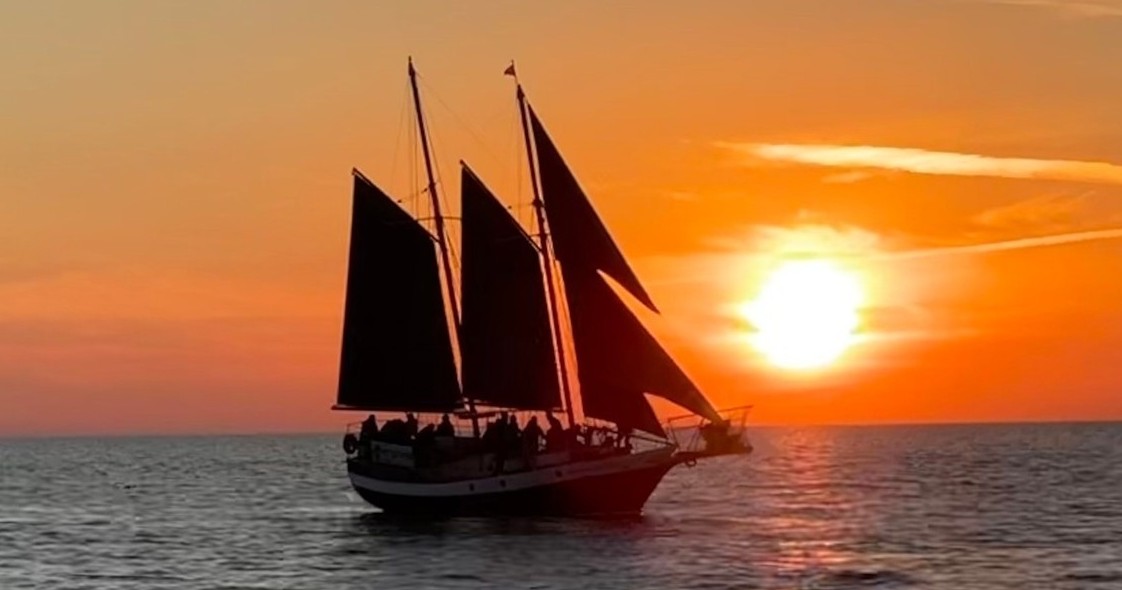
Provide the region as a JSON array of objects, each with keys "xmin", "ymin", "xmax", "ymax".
[
  {"xmin": 527, "ymin": 106, "xmax": 659, "ymax": 313},
  {"xmin": 336, "ymin": 171, "xmax": 461, "ymax": 412},
  {"xmin": 459, "ymin": 164, "xmax": 561, "ymax": 410}
]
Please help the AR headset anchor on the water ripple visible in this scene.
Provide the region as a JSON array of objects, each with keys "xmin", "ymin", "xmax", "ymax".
[{"xmin": 2, "ymin": 424, "xmax": 1121, "ymax": 589}]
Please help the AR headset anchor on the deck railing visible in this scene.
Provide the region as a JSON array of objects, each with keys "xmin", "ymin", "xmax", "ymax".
[{"xmin": 664, "ymin": 405, "xmax": 754, "ymax": 454}]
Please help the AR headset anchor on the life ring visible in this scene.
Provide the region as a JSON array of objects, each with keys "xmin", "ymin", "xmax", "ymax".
[{"xmin": 343, "ymin": 433, "xmax": 359, "ymax": 454}]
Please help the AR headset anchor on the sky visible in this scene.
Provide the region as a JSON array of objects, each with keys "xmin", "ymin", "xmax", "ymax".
[{"xmin": 3, "ymin": 0, "xmax": 1122, "ymax": 436}]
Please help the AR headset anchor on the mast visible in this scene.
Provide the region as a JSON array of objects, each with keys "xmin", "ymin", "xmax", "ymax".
[
  {"xmin": 408, "ymin": 57, "xmax": 479, "ymax": 436},
  {"xmin": 515, "ymin": 76, "xmax": 577, "ymax": 428}
]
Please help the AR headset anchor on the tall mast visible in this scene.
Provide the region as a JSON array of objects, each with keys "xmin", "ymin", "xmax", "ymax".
[
  {"xmin": 408, "ymin": 57, "xmax": 479, "ymax": 436},
  {"xmin": 515, "ymin": 77, "xmax": 577, "ymax": 428}
]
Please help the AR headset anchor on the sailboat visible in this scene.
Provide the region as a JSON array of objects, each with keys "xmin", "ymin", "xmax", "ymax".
[{"xmin": 334, "ymin": 59, "xmax": 751, "ymax": 516}]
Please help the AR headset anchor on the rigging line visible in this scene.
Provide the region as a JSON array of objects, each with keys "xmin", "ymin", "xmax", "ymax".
[
  {"xmin": 413, "ymin": 87, "xmax": 447, "ymax": 227},
  {"xmin": 416, "ymin": 73, "xmax": 506, "ymax": 168},
  {"xmin": 509, "ymin": 104, "xmax": 529, "ymax": 231},
  {"xmin": 553, "ymin": 261, "xmax": 581, "ymax": 420},
  {"xmin": 410, "ymin": 99, "xmax": 422, "ymax": 221},
  {"xmin": 388, "ymin": 79, "xmax": 411, "ymax": 201},
  {"xmin": 420, "ymin": 96, "xmax": 462, "ymax": 274},
  {"xmin": 412, "ymin": 83, "xmax": 465, "ymax": 314}
]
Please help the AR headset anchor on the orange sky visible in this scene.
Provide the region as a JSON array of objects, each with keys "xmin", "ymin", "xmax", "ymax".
[{"xmin": 3, "ymin": 0, "xmax": 1122, "ymax": 436}]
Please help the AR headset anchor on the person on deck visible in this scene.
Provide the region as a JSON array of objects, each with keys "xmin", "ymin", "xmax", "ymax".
[
  {"xmin": 505, "ymin": 415, "xmax": 522, "ymax": 454},
  {"xmin": 545, "ymin": 411, "xmax": 564, "ymax": 451},
  {"xmin": 379, "ymin": 417, "xmax": 407, "ymax": 444},
  {"xmin": 564, "ymin": 424, "xmax": 582, "ymax": 450},
  {"xmin": 356, "ymin": 414, "xmax": 378, "ymax": 460},
  {"xmin": 405, "ymin": 413, "xmax": 419, "ymax": 439},
  {"xmin": 699, "ymin": 418, "xmax": 733, "ymax": 454},
  {"xmin": 489, "ymin": 413, "xmax": 510, "ymax": 474},
  {"xmin": 359, "ymin": 414, "xmax": 378, "ymax": 441},
  {"xmin": 618, "ymin": 424, "xmax": 633, "ymax": 452},
  {"xmin": 482, "ymin": 419, "xmax": 499, "ymax": 448},
  {"xmin": 436, "ymin": 413, "xmax": 455, "ymax": 437},
  {"xmin": 522, "ymin": 416, "xmax": 543, "ymax": 462}
]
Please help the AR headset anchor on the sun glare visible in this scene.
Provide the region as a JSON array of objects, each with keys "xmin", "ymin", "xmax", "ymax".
[{"xmin": 740, "ymin": 259, "xmax": 864, "ymax": 370}]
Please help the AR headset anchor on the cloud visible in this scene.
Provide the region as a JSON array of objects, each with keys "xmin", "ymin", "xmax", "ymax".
[
  {"xmin": 822, "ymin": 171, "xmax": 876, "ymax": 184},
  {"xmin": 720, "ymin": 143, "xmax": 1122, "ymax": 186},
  {"xmin": 884, "ymin": 227, "xmax": 1122, "ymax": 260},
  {"xmin": 970, "ymin": 0, "xmax": 1122, "ymax": 19},
  {"xmin": 971, "ymin": 194, "xmax": 1089, "ymax": 230},
  {"xmin": 643, "ymin": 221, "xmax": 1122, "ymax": 289}
]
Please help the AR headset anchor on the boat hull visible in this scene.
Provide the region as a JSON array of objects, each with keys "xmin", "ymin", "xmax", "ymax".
[{"xmin": 347, "ymin": 447, "xmax": 677, "ymax": 516}]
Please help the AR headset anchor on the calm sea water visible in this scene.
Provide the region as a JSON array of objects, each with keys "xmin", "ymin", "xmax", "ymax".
[{"xmin": 2, "ymin": 424, "xmax": 1120, "ymax": 589}]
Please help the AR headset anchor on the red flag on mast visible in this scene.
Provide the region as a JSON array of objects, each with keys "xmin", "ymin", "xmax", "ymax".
[{"xmin": 503, "ymin": 63, "xmax": 516, "ymax": 77}]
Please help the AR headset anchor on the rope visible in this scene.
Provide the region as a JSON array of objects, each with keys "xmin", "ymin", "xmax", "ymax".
[
  {"xmin": 417, "ymin": 73, "xmax": 507, "ymax": 168},
  {"xmin": 388, "ymin": 79, "xmax": 410, "ymax": 201}
]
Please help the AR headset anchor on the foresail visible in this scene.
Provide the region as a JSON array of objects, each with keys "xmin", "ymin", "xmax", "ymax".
[
  {"xmin": 336, "ymin": 171, "xmax": 461, "ymax": 412},
  {"xmin": 460, "ymin": 164, "xmax": 562, "ymax": 410},
  {"xmin": 563, "ymin": 269, "xmax": 721, "ymax": 434},
  {"xmin": 528, "ymin": 106, "xmax": 659, "ymax": 313}
]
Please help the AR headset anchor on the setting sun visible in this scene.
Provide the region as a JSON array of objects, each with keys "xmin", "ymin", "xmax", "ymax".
[{"xmin": 740, "ymin": 260, "xmax": 864, "ymax": 370}]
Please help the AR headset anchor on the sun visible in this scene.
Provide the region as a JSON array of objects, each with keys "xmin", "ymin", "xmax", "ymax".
[{"xmin": 739, "ymin": 259, "xmax": 864, "ymax": 370}]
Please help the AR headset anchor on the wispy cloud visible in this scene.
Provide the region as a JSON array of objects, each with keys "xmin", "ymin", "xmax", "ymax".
[
  {"xmin": 971, "ymin": 0, "xmax": 1122, "ymax": 19},
  {"xmin": 971, "ymin": 194, "xmax": 1093, "ymax": 231},
  {"xmin": 885, "ymin": 228, "xmax": 1122, "ymax": 260},
  {"xmin": 720, "ymin": 143, "xmax": 1122, "ymax": 186},
  {"xmin": 643, "ymin": 222, "xmax": 1122, "ymax": 289},
  {"xmin": 822, "ymin": 171, "xmax": 876, "ymax": 184}
]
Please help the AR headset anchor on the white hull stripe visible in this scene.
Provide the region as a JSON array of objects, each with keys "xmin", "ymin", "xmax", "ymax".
[{"xmin": 349, "ymin": 447, "xmax": 676, "ymax": 498}]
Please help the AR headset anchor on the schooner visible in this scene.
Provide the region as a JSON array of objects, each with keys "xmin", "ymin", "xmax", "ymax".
[{"xmin": 334, "ymin": 59, "xmax": 750, "ymax": 515}]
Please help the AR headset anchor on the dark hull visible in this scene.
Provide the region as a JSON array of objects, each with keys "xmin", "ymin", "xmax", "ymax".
[{"xmin": 349, "ymin": 457, "xmax": 676, "ymax": 517}]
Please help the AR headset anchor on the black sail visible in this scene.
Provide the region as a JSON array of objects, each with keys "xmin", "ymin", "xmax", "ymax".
[
  {"xmin": 460, "ymin": 164, "xmax": 561, "ymax": 410},
  {"xmin": 528, "ymin": 106, "xmax": 659, "ymax": 313},
  {"xmin": 563, "ymin": 269, "xmax": 721, "ymax": 436},
  {"xmin": 335, "ymin": 171, "xmax": 461, "ymax": 412}
]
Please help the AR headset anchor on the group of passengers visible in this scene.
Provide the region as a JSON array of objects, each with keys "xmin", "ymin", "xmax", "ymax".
[
  {"xmin": 358, "ymin": 412, "xmax": 456, "ymax": 446},
  {"xmin": 356, "ymin": 411, "xmax": 632, "ymax": 467}
]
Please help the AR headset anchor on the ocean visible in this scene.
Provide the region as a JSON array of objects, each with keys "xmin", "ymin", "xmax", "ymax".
[{"xmin": 2, "ymin": 423, "xmax": 1120, "ymax": 589}]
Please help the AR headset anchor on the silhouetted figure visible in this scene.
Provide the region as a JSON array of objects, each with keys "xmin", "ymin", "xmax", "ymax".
[
  {"xmin": 566, "ymin": 425, "xmax": 583, "ymax": 449},
  {"xmin": 360, "ymin": 414, "xmax": 378, "ymax": 440},
  {"xmin": 618, "ymin": 424, "xmax": 633, "ymax": 452},
  {"xmin": 436, "ymin": 413, "xmax": 454, "ymax": 437},
  {"xmin": 356, "ymin": 414, "xmax": 378, "ymax": 459},
  {"xmin": 379, "ymin": 418, "xmax": 409, "ymax": 444},
  {"xmin": 545, "ymin": 411, "xmax": 565, "ymax": 451},
  {"xmin": 505, "ymin": 415, "xmax": 522, "ymax": 456},
  {"xmin": 699, "ymin": 418, "xmax": 736, "ymax": 454},
  {"xmin": 412, "ymin": 423, "xmax": 437, "ymax": 467},
  {"xmin": 405, "ymin": 413, "xmax": 419, "ymax": 438},
  {"xmin": 523, "ymin": 416, "xmax": 543, "ymax": 457},
  {"xmin": 482, "ymin": 419, "xmax": 499, "ymax": 448},
  {"xmin": 485, "ymin": 415, "xmax": 510, "ymax": 474},
  {"xmin": 495, "ymin": 417, "xmax": 509, "ymax": 475}
]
